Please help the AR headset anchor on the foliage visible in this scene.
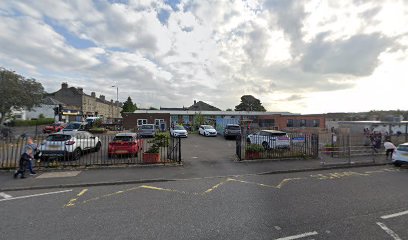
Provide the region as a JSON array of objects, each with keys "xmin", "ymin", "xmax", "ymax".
[
  {"xmin": 0, "ymin": 68, "xmax": 45, "ymax": 124},
  {"xmin": 235, "ymin": 95, "xmax": 266, "ymax": 112},
  {"xmin": 245, "ymin": 144, "xmax": 265, "ymax": 153},
  {"xmin": 120, "ymin": 96, "xmax": 137, "ymax": 114},
  {"xmin": 94, "ymin": 118, "xmax": 103, "ymax": 128},
  {"xmin": 10, "ymin": 118, "xmax": 54, "ymax": 127},
  {"xmin": 146, "ymin": 132, "xmax": 170, "ymax": 153},
  {"xmin": 88, "ymin": 128, "xmax": 107, "ymax": 134},
  {"xmin": 192, "ymin": 112, "xmax": 205, "ymax": 131},
  {"xmin": 38, "ymin": 114, "xmax": 45, "ymax": 119},
  {"xmin": 226, "ymin": 108, "xmax": 233, "ymax": 111},
  {"xmin": 149, "ymin": 106, "xmax": 158, "ymax": 110}
]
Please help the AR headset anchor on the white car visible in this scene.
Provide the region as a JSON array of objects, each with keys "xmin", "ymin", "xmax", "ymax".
[
  {"xmin": 247, "ymin": 130, "xmax": 290, "ymax": 150},
  {"xmin": 170, "ymin": 125, "xmax": 188, "ymax": 138},
  {"xmin": 39, "ymin": 131, "xmax": 101, "ymax": 161},
  {"xmin": 198, "ymin": 125, "xmax": 217, "ymax": 137},
  {"xmin": 392, "ymin": 143, "xmax": 408, "ymax": 167}
]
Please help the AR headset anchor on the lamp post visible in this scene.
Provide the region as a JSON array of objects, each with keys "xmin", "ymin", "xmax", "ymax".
[{"xmin": 111, "ymin": 85, "xmax": 118, "ymax": 102}]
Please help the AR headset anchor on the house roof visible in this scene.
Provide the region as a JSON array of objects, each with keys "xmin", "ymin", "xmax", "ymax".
[
  {"xmin": 42, "ymin": 97, "xmax": 64, "ymax": 105},
  {"xmin": 131, "ymin": 110, "xmax": 298, "ymax": 116},
  {"xmin": 188, "ymin": 101, "xmax": 221, "ymax": 111}
]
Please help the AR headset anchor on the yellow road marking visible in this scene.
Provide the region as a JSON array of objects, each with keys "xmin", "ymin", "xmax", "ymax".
[
  {"xmin": 64, "ymin": 189, "xmax": 88, "ymax": 207},
  {"xmin": 203, "ymin": 178, "xmax": 231, "ymax": 194},
  {"xmin": 228, "ymin": 177, "xmax": 304, "ymax": 189},
  {"xmin": 82, "ymin": 186, "xmax": 141, "ymax": 204},
  {"xmin": 364, "ymin": 170, "xmax": 385, "ymax": 174},
  {"xmin": 140, "ymin": 185, "xmax": 188, "ymax": 194},
  {"xmin": 275, "ymin": 178, "xmax": 304, "ymax": 189}
]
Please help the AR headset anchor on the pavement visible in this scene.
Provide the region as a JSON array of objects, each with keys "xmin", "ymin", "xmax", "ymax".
[{"xmin": 0, "ymin": 153, "xmax": 392, "ymax": 191}]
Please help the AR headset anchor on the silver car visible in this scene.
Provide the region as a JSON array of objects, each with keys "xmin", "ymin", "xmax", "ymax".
[{"xmin": 139, "ymin": 124, "xmax": 156, "ymax": 138}]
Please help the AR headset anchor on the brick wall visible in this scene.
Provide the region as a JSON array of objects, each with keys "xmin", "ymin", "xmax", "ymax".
[{"xmin": 122, "ymin": 113, "xmax": 171, "ymax": 130}]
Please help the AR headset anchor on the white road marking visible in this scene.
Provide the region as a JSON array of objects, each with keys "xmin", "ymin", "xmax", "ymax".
[
  {"xmin": 376, "ymin": 222, "xmax": 402, "ymax": 240},
  {"xmin": 275, "ymin": 231, "xmax": 318, "ymax": 240},
  {"xmin": 0, "ymin": 190, "xmax": 72, "ymax": 202},
  {"xmin": 381, "ymin": 210, "xmax": 408, "ymax": 219},
  {"xmin": 0, "ymin": 192, "xmax": 12, "ymax": 199}
]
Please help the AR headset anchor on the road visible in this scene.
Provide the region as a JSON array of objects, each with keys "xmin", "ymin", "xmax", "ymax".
[{"xmin": 1, "ymin": 166, "xmax": 408, "ymax": 239}]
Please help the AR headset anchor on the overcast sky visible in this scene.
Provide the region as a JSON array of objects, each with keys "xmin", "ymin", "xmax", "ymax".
[{"xmin": 0, "ymin": 0, "xmax": 407, "ymax": 114}]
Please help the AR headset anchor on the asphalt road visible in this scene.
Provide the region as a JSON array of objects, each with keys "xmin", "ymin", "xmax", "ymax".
[{"xmin": 1, "ymin": 166, "xmax": 408, "ymax": 240}]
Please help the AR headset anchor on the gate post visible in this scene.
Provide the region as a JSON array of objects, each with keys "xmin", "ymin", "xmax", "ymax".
[{"xmin": 178, "ymin": 137, "xmax": 181, "ymax": 163}]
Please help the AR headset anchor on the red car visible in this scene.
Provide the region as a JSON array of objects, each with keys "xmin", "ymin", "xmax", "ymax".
[
  {"xmin": 108, "ymin": 133, "xmax": 143, "ymax": 158},
  {"xmin": 42, "ymin": 122, "xmax": 66, "ymax": 134}
]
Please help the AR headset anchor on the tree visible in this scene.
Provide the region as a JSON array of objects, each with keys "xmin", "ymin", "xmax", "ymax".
[
  {"xmin": 149, "ymin": 106, "xmax": 158, "ymax": 110},
  {"xmin": 226, "ymin": 108, "xmax": 233, "ymax": 111},
  {"xmin": 121, "ymin": 96, "xmax": 137, "ymax": 114},
  {"xmin": 0, "ymin": 68, "xmax": 44, "ymax": 124},
  {"xmin": 234, "ymin": 95, "xmax": 266, "ymax": 112}
]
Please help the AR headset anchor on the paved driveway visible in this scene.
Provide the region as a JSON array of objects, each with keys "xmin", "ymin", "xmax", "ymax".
[{"xmin": 181, "ymin": 133, "xmax": 237, "ymax": 164}]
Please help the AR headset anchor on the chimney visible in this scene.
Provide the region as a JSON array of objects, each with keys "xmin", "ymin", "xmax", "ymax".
[
  {"xmin": 61, "ymin": 82, "xmax": 68, "ymax": 89},
  {"xmin": 91, "ymin": 92, "xmax": 96, "ymax": 98},
  {"xmin": 99, "ymin": 95, "xmax": 105, "ymax": 101},
  {"xmin": 194, "ymin": 100, "xmax": 197, "ymax": 105},
  {"xmin": 77, "ymin": 88, "xmax": 83, "ymax": 94}
]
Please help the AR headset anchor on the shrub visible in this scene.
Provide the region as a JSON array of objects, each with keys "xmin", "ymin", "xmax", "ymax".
[
  {"xmin": 12, "ymin": 118, "xmax": 54, "ymax": 127},
  {"xmin": 245, "ymin": 144, "xmax": 265, "ymax": 152},
  {"xmin": 146, "ymin": 132, "xmax": 170, "ymax": 153}
]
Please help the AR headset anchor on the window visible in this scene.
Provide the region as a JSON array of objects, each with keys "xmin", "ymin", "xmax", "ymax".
[
  {"xmin": 155, "ymin": 119, "xmax": 165, "ymax": 126},
  {"xmin": 313, "ymin": 120, "xmax": 320, "ymax": 127},
  {"xmin": 287, "ymin": 119, "xmax": 293, "ymax": 127},
  {"xmin": 300, "ymin": 119, "xmax": 306, "ymax": 127},
  {"xmin": 137, "ymin": 119, "xmax": 147, "ymax": 126}
]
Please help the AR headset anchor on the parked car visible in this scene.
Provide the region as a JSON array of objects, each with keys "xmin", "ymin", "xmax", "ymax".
[
  {"xmin": 392, "ymin": 143, "xmax": 408, "ymax": 167},
  {"xmin": 223, "ymin": 124, "xmax": 241, "ymax": 139},
  {"xmin": 170, "ymin": 125, "xmax": 188, "ymax": 138},
  {"xmin": 39, "ymin": 131, "xmax": 101, "ymax": 161},
  {"xmin": 42, "ymin": 122, "xmax": 66, "ymax": 134},
  {"xmin": 62, "ymin": 122, "xmax": 88, "ymax": 132},
  {"xmin": 139, "ymin": 124, "xmax": 156, "ymax": 138},
  {"xmin": 246, "ymin": 130, "xmax": 290, "ymax": 150},
  {"xmin": 198, "ymin": 125, "xmax": 217, "ymax": 137},
  {"xmin": 108, "ymin": 133, "xmax": 143, "ymax": 158}
]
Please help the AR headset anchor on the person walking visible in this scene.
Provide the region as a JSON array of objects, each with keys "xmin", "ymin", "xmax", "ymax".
[
  {"xmin": 14, "ymin": 136, "xmax": 37, "ymax": 179},
  {"xmin": 384, "ymin": 140, "xmax": 397, "ymax": 160}
]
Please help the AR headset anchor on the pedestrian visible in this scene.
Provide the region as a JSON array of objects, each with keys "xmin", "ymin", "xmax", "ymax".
[
  {"xmin": 14, "ymin": 136, "xmax": 37, "ymax": 179},
  {"xmin": 384, "ymin": 140, "xmax": 397, "ymax": 160}
]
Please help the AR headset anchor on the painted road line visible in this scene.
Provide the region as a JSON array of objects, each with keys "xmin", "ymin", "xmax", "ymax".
[
  {"xmin": 275, "ymin": 231, "xmax": 318, "ymax": 240},
  {"xmin": 141, "ymin": 185, "xmax": 189, "ymax": 195},
  {"xmin": 275, "ymin": 178, "xmax": 304, "ymax": 189},
  {"xmin": 0, "ymin": 190, "xmax": 72, "ymax": 202},
  {"xmin": 381, "ymin": 210, "xmax": 408, "ymax": 219},
  {"xmin": 203, "ymin": 179, "xmax": 231, "ymax": 194},
  {"xmin": 64, "ymin": 189, "xmax": 88, "ymax": 207},
  {"xmin": 376, "ymin": 222, "xmax": 402, "ymax": 240},
  {"xmin": 0, "ymin": 192, "xmax": 12, "ymax": 199}
]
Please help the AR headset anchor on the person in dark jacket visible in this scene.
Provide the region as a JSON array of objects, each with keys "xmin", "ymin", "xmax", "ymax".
[{"xmin": 14, "ymin": 137, "xmax": 37, "ymax": 179}]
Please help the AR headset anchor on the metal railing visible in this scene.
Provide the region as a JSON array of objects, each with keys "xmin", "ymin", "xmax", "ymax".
[
  {"xmin": 0, "ymin": 133, "xmax": 181, "ymax": 170},
  {"xmin": 236, "ymin": 133, "xmax": 319, "ymax": 161}
]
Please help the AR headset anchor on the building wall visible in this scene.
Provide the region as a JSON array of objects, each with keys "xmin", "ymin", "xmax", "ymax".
[
  {"xmin": 122, "ymin": 113, "xmax": 171, "ymax": 130},
  {"xmin": 276, "ymin": 115, "xmax": 326, "ymax": 131}
]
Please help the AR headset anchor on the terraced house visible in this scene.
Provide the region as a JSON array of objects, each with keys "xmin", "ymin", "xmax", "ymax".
[{"xmin": 49, "ymin": 83, "xmax": 122, "ymax": 122}]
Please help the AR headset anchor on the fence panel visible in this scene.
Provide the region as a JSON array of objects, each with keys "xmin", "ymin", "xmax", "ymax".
[{"xmin": 0, "ymin": 132, "xmax": 182, "ymax": 170}]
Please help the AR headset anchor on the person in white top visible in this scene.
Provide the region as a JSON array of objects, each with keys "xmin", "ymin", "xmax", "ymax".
[{"xmin": 384, "ymin": 140, "xmax": 397, "ymax": 160}]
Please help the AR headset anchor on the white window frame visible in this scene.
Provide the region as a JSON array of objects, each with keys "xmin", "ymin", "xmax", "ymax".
[
  {"xmin": 155, "ymin": 119, "xmax": 165, "ymax": 126},
  {"xmin": 137, "ymin": 119, "xmax": 147, "ymax": 126}
]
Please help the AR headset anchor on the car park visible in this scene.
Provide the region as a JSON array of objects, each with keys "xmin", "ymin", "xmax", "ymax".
[
  {"xmin": 198, "ymin": 125, "xmax": 217, "ymax": 137},
  {"xmin": 62, "ymin": 121, "xmax": 88, "ymax": 132},
  {"xmin": 223, "ymin": 124, "xmax": 241, "ymax": 139},
  {"xmin": 39, "ymin": 131, "xmax": 101, "ymax": 160},
  {"xmin": 246, "ymin": 130, "xmax": 290, "ymax": 150},
  {"xmin": 139, "ymin": 124, "xmax": 156, "ymax": 137},
  {"xmin": 170, "ymin": 125, "xmax": 188, "ymax": 138},
  {"xmin": 108, "ymin": 133, "xmax": 143, "ymax": 158},
  {"xmin": 392, "ymin": 142, "xmax": 408, "ymax": 166},
  {"xmin": 42, "ymin": 122, "xmax": 66, "ymax": 134}
]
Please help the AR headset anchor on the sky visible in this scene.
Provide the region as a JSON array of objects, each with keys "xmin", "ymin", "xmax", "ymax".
[{"xmin": 0, "ymin": 0, "xmax": 407, "ymax": 114}]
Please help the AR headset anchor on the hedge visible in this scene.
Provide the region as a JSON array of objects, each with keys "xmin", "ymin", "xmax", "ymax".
[{"xmin": 10, "ymin": 118, "xmax": 55, "ymax": 127}]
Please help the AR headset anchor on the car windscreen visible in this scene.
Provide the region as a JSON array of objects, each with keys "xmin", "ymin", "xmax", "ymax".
[
  {"xmin": 113, "ymin": 136, "xmax": 134, "ymax": 142},
  {"xmin": 174, "ymin": 126, "xmax": 185, "ymax": 130},
  {"xmin": 65, "ymin": 123, "xmax": 81, "ymax": 129},
  {"xmin": 141, "ymin": 125, "xmax": 153, "ymax": 129},
  {"xmin": 46, "ymin": 134, "xmax": 71, "ymax": 141},
  {"xmin": 204, "ymin": 126, "xmax": 214, "ymax": 129},
  {"xmin": 397, "ymin": 145, "xmax": 408, "ymax": 152},
  {"xmin": 227, "ymin": 125, "xmax": 240, "ymax": 130}
]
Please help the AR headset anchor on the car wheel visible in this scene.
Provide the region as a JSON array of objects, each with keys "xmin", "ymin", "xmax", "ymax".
[
  {"xmin": 393, "ymin": 161, "xmax": 402, "ymax": 167},
  {"xmin": 94, "ymin": 142, "xmax": 101, "ymax": 152},
  {"xmin": 262, "ymin": 142, "xmax": 269, "ymax": 150},
  {"xmin": 205, "ymin": 132, "xmax": 208, "ymax": 137},
  {"xmin": 72, "ymin": 148, "xmax": 82, "ymax": 161}
]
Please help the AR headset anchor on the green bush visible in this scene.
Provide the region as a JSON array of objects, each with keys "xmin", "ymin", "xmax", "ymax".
[
  {"xmin": 146, "ymin": 132, "xmax": 170, "ymax": 153},
  {"xmin": 12, "ymin": 118, "xmax": 54, "ymax": 127},
  {"xmin": 88, "ymin": 128, "xmax": 107, "ymax": 134},
  {"xmin": 245, "ymin": 144, "xmax": 265, "ymax": 152}
]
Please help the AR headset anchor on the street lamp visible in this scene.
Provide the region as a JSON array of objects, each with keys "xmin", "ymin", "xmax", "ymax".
[{"xmin": 111, "ymin": 85, "xmax": 118, "ymax": 102}]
